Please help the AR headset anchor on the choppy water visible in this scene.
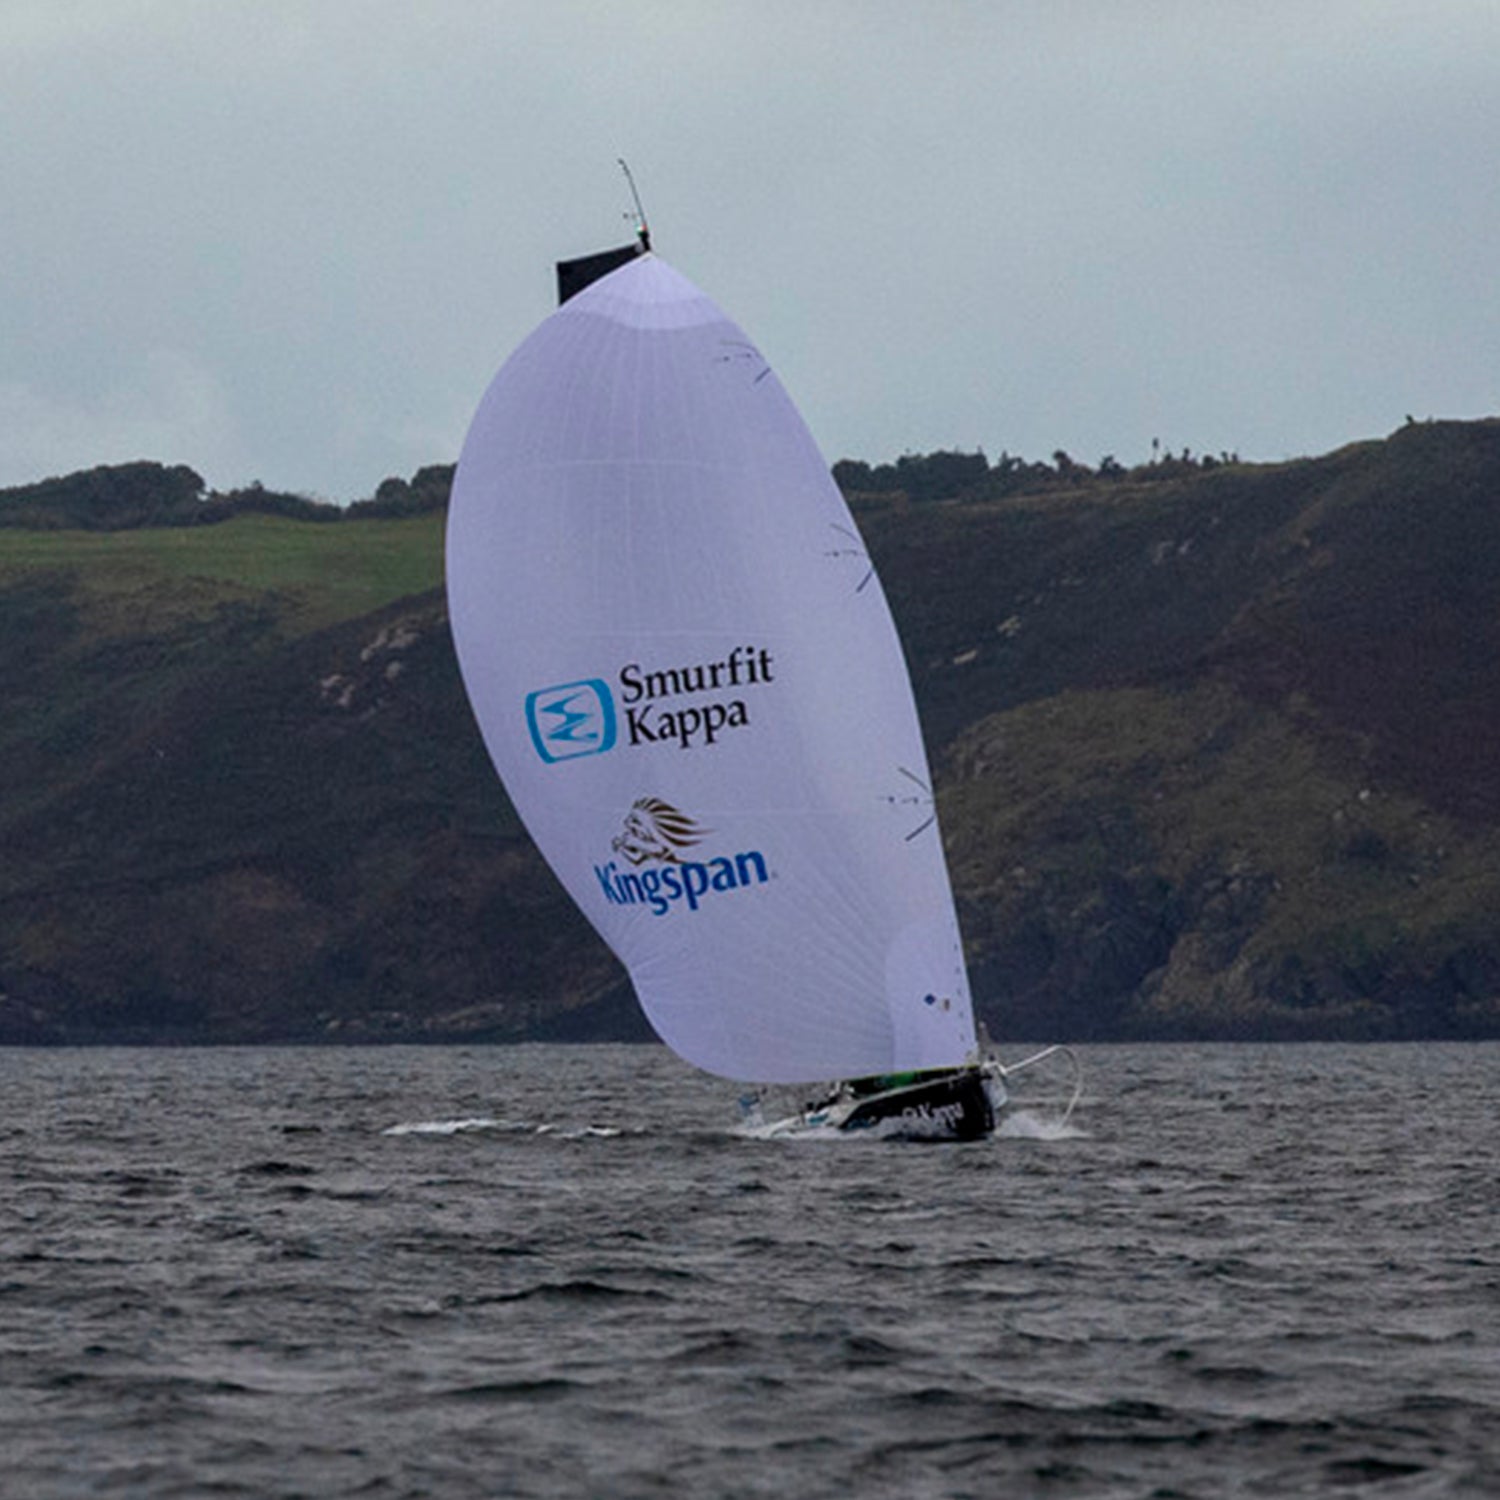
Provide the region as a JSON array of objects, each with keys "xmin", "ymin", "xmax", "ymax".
[{"xmin": 2, "ymin": 1042, "xmax": 1497, "ymax": 1498}]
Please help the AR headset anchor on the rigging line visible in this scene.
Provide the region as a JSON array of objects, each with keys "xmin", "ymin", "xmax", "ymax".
[
  {"xmin": 897, "ymin": 766, "xmax": 934, "ymax": 840},
  {"xmin": 826, "ymin": 523, "xmax": 875, "ymax": 593}
]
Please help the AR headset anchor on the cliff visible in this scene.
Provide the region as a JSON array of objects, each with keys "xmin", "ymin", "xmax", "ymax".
[{"xmin": 3, "ymin": 419, "xmax": 1499, "ymax": 1043}]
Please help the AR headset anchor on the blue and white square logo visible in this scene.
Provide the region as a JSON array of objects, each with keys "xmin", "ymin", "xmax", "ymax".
[{"xmin": 525, "ymin": 679, "xmax": 617, "ymax": 763}]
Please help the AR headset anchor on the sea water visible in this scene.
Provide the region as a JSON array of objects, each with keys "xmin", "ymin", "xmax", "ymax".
[{"xmin": 2, "ymin": 1042, "xmax": 1496, "ymax": 1498}]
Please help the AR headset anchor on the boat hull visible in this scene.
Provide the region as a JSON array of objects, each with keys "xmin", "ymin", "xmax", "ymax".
[{"xmin": 812, "ymin": 1066, "xmax": 999, "ymax": 1141}]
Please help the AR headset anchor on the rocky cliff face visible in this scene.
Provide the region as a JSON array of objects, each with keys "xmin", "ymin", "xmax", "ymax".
[
  {"xmin": 3, "ymin": 421, "xmax": 1500, "ymax": 1044},
  {"xmin": 890, "ymin": 420, "xmax": 1500, "ymax": 1039}
]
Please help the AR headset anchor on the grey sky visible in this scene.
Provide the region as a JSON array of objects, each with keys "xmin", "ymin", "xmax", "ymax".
[{"xmin": 3, "ymin": 0, "xmax": 1497, "ymax": 500}]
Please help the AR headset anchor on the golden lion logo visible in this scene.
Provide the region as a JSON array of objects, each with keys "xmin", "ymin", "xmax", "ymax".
[{"xmin": 611, "ymin": 798, "xmax": 708, "ymax": 866}]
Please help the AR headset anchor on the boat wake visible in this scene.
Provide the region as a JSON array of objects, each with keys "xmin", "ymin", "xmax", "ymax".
[
  {"xmin": 383, "ymin": 1117, "xmax": 519, "ymax": 1136},
  {"xmin": 732, "ymin": 1117, "xmax": 843, "ymax": 1142},
  {"xmin": 382, "ymin": 1118, "xmax": 626, "ymax": 1139},
  {"xmin": 733, "ymin": 1106, "xmax": 1085, "ymax": 1144},
  {"xmin": 997, "ymin": 1108, "xmax": 1089, "ymax": 1141}
]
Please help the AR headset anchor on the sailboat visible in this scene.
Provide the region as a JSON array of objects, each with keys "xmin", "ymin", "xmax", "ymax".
[{"xmin": 445, "ymin": 218, "xmax": 1068, "ymax": 1141}]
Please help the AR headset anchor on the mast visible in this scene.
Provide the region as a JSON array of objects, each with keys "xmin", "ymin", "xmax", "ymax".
[
  {"xmin": 618, "ymin": 158, "xmax": 651, "ymax": 252},
  {"xmin": 554, "ymin": 162, "xmax": 653, "ymax": 305}
]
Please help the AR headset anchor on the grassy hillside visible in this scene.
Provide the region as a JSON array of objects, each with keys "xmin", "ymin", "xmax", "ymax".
[
  {"xmin": 0, "ymin": 510, "xmax": 444, "ymax": 635},
  {"xmin": 0, "ymin": 509, "xmax": 633, "ymax": 1044},
  {"xmin": 3, "ymin": 422, "xmax": 1500, "ymax": 1044}
]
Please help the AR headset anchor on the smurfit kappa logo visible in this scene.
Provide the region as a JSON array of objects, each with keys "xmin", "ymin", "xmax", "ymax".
[
  {"xmin": 527, "ymin": 645, "xmax": 773, "ymax": 763},
  {"xmin": 525, "ymin": 679, "xmax": 617, "ymax": 764}
]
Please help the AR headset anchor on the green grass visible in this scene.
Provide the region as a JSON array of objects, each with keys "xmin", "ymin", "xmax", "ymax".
[{"xmin": 0, "ymin": 512, "xmax": 446, "ymax": 637}]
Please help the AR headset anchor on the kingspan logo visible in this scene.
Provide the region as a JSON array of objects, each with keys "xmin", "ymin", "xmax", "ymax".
[{"xmin": 593, "ymin": 798, "xmax": 770, "ymax": 917}]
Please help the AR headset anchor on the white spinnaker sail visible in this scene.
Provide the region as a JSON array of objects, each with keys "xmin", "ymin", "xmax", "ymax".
[{"xmin": 446, "ymin": 253, "xmax": 975, "ymax": 1084}]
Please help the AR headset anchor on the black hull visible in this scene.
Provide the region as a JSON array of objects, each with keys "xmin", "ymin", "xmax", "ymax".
[{"xmin": 835, "ymin": 1066, "xmax": 996, "ymax": 1141}]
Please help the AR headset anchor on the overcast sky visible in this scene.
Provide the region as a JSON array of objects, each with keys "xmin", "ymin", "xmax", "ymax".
[{"xmin": 3, "ymin": 0, "xmax": 1497, "ymax": 501}]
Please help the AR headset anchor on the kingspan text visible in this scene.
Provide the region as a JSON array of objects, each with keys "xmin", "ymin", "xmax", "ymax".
[{"xmin": 595, "ymin": 850, "xmax": 770, "ymax": 916}]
